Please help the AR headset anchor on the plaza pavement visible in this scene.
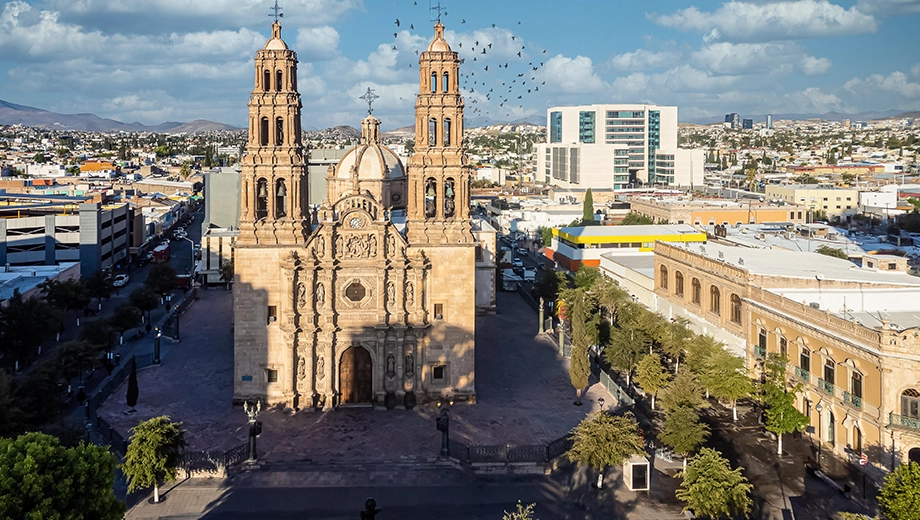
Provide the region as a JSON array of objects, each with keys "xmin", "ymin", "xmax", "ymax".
[{"xmin": 99, "ymin": 289, "xmax": 618, "ymax": 461}]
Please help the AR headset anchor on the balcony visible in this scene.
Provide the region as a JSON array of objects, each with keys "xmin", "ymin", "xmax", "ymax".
[
  {"xmin": 843, "ymin": 391, "xmax": 863, "ymax": 410},
  {"xmin": 890, "ymin": 413, "xmax": 920, "ymax": 433},
  {"xmin": 794, "ymin": 366, "xmax": 810, "ymax": 382},
  {"xmin": 817, "ymin": 378, "xmax": 835, "ymax": 395},
  {"xmin": 753, "ymin": 345, "xmax": 766, "ymax": 358}
]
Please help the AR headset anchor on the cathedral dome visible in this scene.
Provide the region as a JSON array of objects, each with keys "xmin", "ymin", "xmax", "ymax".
[
  {"xmin": 335, "ymin": 116, "xmax": 405, "ymax": 181},
  {"xmin": 427, "ymin": 23, "xmax": 451, "ymax": 52},
  {"xmin": 264, "ymin": 22, "xmax": 288, "ymax": 50}
]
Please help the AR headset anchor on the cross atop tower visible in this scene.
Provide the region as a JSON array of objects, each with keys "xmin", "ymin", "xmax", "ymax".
[
  {"xmin": 429, "ymin": 1, "xmax": 445, "ymax": 23},
  {"xmin": 359, "ymin": 87, "xmax": 380, "ymax": 115},
  {"xmin": 268, "ymin": 1, "xmax": 284, "ymax": 22}
]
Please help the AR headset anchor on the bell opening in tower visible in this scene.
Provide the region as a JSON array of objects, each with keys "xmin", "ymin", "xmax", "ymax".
[
  {"xmin": 428, "ymin": 118, "xmax": 437, "ymax": 147},
  {"xmin": 425, "ymin": 178, "xmax": 437, "ymax": 218},
  {"xmin": 256, "ymin": 178, "xmax": 269, "ymax": 219},
  {"xmin": 275, "ymin": 179, "xmax": 287, "ymax": 218},
  {"xmin": 444, "ymin": 178, "xmax": 456, "ymax": 218}
]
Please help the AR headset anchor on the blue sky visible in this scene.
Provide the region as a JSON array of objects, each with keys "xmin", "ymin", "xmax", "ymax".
[{"xmin": 0, "ymin": 0, "xmax": 918, "ymax": 129}]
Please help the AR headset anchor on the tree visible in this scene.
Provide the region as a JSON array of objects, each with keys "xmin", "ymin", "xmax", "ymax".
[
  {"xmin": 84, "ymin": 270, "xmax": 113, "ymax": 307},
  {"xmin": 80, "ymin": 319, "xmax": 112, "ymax": 349},
  {"xmin": 130, "ymin": 287, "xmax": 160, "ymax": 323},
  {"xmin": 146, "ymin": 262, "xmax": 178, "ymax": 296},
  {"xmin": 126, "ymin": 356, "xmax": 139, "ymax": 412},
  {"xmin": 703, "ymin": 351, "xmax": 753, "ymax": 421},
  {"xmin": 619, "ymin": 212, "xmax": 656, "ymax": 225},
  {"xmin": 0, "ymin": 370, "xmax": 26, "ymax": 437},
  {"xmin": 503, "ymin": 501, "xmax": 538, "ymax": 520},
  {"xmin": 179, "ymin": 161, "xmax": 192, "ymax": 179},
  {"xmin": 122, "ymin": 415, "xmax": 188, "ymax": 503},
  {"xmin": 815, "ymin": 245, "xmax": 848, "ymax": 259},
  {"xmin": 562, "ymin": 287, "xmax": 597, "ymax": 405},
  {"xmin": 763, "ymin": 387, "xmax": 809, "ymax": 455},
  {"xmin": 660, "ymin": 317, "xmax": 693, "ymax": 373},
  {"xmin": 0, "ymin": 432, "xmax": 124, "ymax": 520},
  {"xmin": 567, "ymin": 411, "xmax": 644, "ymax": 489},
  {"xmin": 540, "ymin": 226, "xmax": 553, "ymax": 247},
  {"xmin": 573, "ymin": 264, "xmax": 600, "ymax": 290},
  {"xmin": 878, "ymin": 461, "xmax": 920, "ymax": 520},
  {"xmin": 109, "ymin": 303, "xmax": 142, "ymax": 341},
  {"xmin": 635, "ymin": 353, "xmax": 669, "ymax": 409},
  {"xmin": 40, "ymin": 278, "xmax": 89, "ymax": 327},
  {"xmin": 658, "ymin": 371, "xmax": 707, "ymax": 413},
  {"xmin": 218, "ymin": 260, "xmax": 234, "ymax": 290},
  {"xmin": 0, "ymin": 289, "xmax": 57, "ymax": 365},
  {"xmin": 605, "ymin": 326, "xmax": 646, "ymax": 387},
  {"xmin": 582, "ymin": 188, "xmax": 595, "ymax": 225},
  {"xmin": 660, "ymin": 406, "xmax": 710, "ymax": 467},
  {"xmin": 53, "ymin": 340, "xmax": 100, "ymax": 383},
  {"xmin": 676, "ymin": 447, "xmax": 752, "ymax": 519}
]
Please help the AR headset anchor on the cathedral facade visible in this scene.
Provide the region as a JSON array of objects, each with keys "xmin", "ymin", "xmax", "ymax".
[{"xmin": 233, "ymin": 21, "xmax": 477, "ymax": 410}]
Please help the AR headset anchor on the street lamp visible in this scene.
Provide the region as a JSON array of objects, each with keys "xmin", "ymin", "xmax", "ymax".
[
  {"xmin": 244, "ymin": 400, "xmax": 262, "ymax": 462},
  {"xmin": 153, "ymin": 327, "xmax": 161, "ymax": 365},
  {"xmin": 180, "ymin": 236, "xmax": 196, "ymax": 274},
  {"xmin": 436, "ymin": 400, "xmax": 452, "ymax": 457},
  {"xmin": 815, "ymin": 402, "xmax": 823, "ymax": 470},
  {"xmin": 173, "ymin": 305, "xmax": 180, "ymax": 340}
]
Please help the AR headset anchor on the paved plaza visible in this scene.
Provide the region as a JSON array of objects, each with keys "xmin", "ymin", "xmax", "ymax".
[{"xmin": 99, "ymin": 289, "xmax": 617, "ymax": 461}]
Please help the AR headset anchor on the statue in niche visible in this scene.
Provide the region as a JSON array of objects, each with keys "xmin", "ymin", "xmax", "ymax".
[
  {"xmin": 314, "ymin": 235, "xmax": 325, "ymax": 258},
  {"xmin": 316, "ymin": 355, "xmax": 325, "ymax": 380},
  {"xmin": 296, "ymin": 282, "xmax": 307, "ymax": 309},
  {"xmin": 369, "ymin": 234, "xmax": 378, "ymax": 256},
  {"xmin": 297, "ymin": 356, "xmax": 306, "ymax": 380},
  {"xmin": 335, "ymin": 234, "xmax": 343, "ymax": 255},
  {"xmin": 386, "ymin": 354, "xmax": 396, "ymax": 377},
  {"xmin": 315, "ymin": 282, "xmax": 325, "ymax": 306},
  {"xmin": 386, "ymin": 281, "xmax": 396, "ymax": 305},
  {"xmin": 404, "ymin": 354, "xmax": 414, "ymax": 378},
  {"xmin": 406, "ymin": 282, "xmax": 415, "ymax": 307},
  {"xmin": 387, "ymin": 233, "xmax": 396, "ymax": 256}
]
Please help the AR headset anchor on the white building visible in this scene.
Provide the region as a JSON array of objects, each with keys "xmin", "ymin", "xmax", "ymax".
[{"xmin": 535, "ymin": 104, "xmax": 683, "ymax": 189}]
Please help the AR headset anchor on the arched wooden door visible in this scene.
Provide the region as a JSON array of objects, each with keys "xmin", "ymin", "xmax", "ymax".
[{"xmin": 340, "ymin": 347, "xmax": 373, "ymax": 404}]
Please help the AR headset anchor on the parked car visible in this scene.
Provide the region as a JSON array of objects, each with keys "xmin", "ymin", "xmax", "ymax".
[
  {"xmin": 137, "ymin": 252, "xmax": 153, "ymax": 267},
  {"xmin": 113, "ymin": 274, "xmax": 130, "ymax": 287},
  {"xmin": 516, "ymin": 247, "xmax": 528, "ymax": 256},
  {"xmin": 512, "ymin": 258, "xmax": 523, "ymax": 268}
]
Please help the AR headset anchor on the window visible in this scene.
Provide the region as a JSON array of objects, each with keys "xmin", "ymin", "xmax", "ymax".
[
  {"xmin": 276, "ymin": 70, "xmax": 283, "ymax": 91},
  {"xmin": 579, "ymin": 111, "xmax": 596, "ymax": 144},
  {"xmin": 255, "ymin": 178, "xmax": 268, "ymax": 219},
  {"xmin": 675, "ymin": 271, "xmax": 684, "ymax": 297},
  {"xmin": 434, "ymin": 303, "xmax": 444, "ymax": 319},
  {"xmin": 429, "ymin": 118, "xmax": 437, "ymax": 146},
  {"xmin": 710, "ymin": 286, "xmax": 721, "ymax": 315},
  {"xmin": 550, "ymin": 112, "xmax": 562, "ymax": 143},
  {"xmin": 346, "ymin": 281, "xmax": 366, "ymax": 302},
  {"xmin": 475, "ymin": 245, "xmax": 483, "ymax": 261},
  {"xmin": 827, "ymin": 411, "xmax": 835, "ymax": 445},
  {"xmin": 800, "ymin": 348, "xmax": 811, "ymax": 373},
  {"xmin": 691, "ymin": 278, "xmax": 701, "ymax": 304},
  {"xmin": 267, "ymin": 305, "xmax": 277, "ymax": 325},
  {"xmin": 433, "ymin": 365, "xmax": 446, "ymax": 380},
  {"xmin": 901, "ymin": 388, "xmax": 920, "ymax": 419},
  {"xmin": 779, "ymin": 336, "xmax": 788, "ymax": 358},
  {"xmin": 431, "ymin": 72, "xmax": 437, "ymax": 93},
  {"xmin": 443, "ymin": 118, "xmax": 452, "ymax": 146},
  {"xmin": 824, "ymin": 358, "xmax": 835, "ymax": 387},
  {"xmin": 259, "ymin": 117, "xmax": 269, "ymax": 146},
  {"xmin": 266, "ymin": 369, "xmax": 278, "ymax": 383},
  {"xmin": 443, "ymin": 178, "xmax": 456, "ymax": 217},
  {"xmin": 275, "ymin": 179, "xmax": 287, "ymax": 218},
  {"xmin": 443, "ymin": 72, "xmax": 449, "ymax": 92},
  {"xmin": 275, "ymin": 117, "xmax": 284, "ymax": 145},
  {"xmin": 263, "ymin": 69, "xmax": 270, "ymax": 91},
  {"xmin": 659, "ymin": 265, "xmax": 668, "ymax": 289},
  {"xmin": 853, "ymin": 427, "xmax": 862, "ymax": 454},
  {"xmin": 758, "ymin": 328, "xmax": 767, "ymax": 349},
  {"xmin": 851, "ymin": 372, "xmax": 862, "ymax": 399},
  {"xmin": 731, "ymin": 294, "xmax": 742, "ymax": 323},
  {"xmin": 425, "ymin": 178, "xmax": 437, "ymax": 218}
]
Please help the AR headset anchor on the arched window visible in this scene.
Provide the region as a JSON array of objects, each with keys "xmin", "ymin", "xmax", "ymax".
[
  {"xmin": 730, "ymin": 294, "xmax": 742, "ymax": 323},
  {"xmin": 276, "ymin": 70, "xmax": 283, "ymax": 91},
  {"xmin": 710, "ymin": 286, "xmax": 720, "ymax": 315},
  {"xmin": 255, "ymin": 178, "xmax": 268, "ymax": 219},
  {"xmin": 850, "ymin": 371, "xmax": 862, "ymax": 400},
  {"xmin": 444, "ymin": 178, "xmax": 456, "ymax": 218},
  {"xmin": 823, "ymin": 358, "xmax": 835, "ymax": 390},
  {"xmin": 431, "ymin": 72, "xmax": 437, "ymax": 93},
  {"xmin": 675, "ymin": 271, "xmax": 684, "ymax": 297},
  {"xmin": 275, "ymin": 179, "xmax": 287, "ymax": 218},
  {"xmin": 901, "ymin": 388, "xmax": 920, "ymax": 419},
  {"xmin": 799, "ymin": 347, "xmax": 811, "ymax": 375},
  {"xmin": 259, "ymin": 117, "xmax": 269, "ymax": 146},
  {"xmin": 291, "ymin": 67, "xmax": 297, "ymax": 91},
  {"xmin": 442, "ymin": 72, "xmax": 449, "ymax": 92},
  {"xmin": 691, "ymin": 278, "xmax": 701, "ymax": 304},
  {"xmin": 425, "ymin": 178, "xmax": 438, "ymax": 218},
  {"xmin": 659, "ymin": 265, "xmax": 668, "ymax": 289},
  {"xmin": 275, "ymin": 117, "xmax": 284, "ymax": 146},
  {"xmin": 443, "ymin": 118, "xmax": 452, "ymax": 147},
  {"xmin": 428, "ymin": 118, "xmax": 437, "ymax": 147},
  {"xmin": 263, "ymin": 69, "xmax": 270, "ymax": 91}
]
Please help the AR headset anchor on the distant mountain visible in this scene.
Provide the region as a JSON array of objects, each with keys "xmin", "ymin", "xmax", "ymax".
[
  {"xmin": 0, "ymin": 99, "xmax": 239, "ymax": 132},
  {"xmin": 684, "ymin": 109, "xmax": 912, "ymax": 125},
  {"xmin": 304, "ymin": 125, "xmax": 361, "ymax": 140}
]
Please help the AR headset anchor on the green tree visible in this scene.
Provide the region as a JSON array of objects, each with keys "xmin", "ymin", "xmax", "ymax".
[
  {"xmin": 619, "ymin": 212, "xmax": 656, "ymax": 226},
  {"xmin": 179, "ymin": 161, "xmax": 192, "ymax": 179},
  {"xmin": 763, "ymin": 387, "xmax": 809, "ymax": 455},
  {"xmin": 503, "ymin": 501, "xmax": 538, "ymax": 520},
  {"xmin": 658, "ymin": 371, "xmax": 707, "ymax": 413},
  {"xmin": 660, "ymin": 406, "xmax": 710, "ymax": 468},
  {"xmin": 0, "ymin": 432, "xmax": 124, "ymax": 519},
  {"xmin": 567, "ymin": 411, "xmax": 644, "ymax": 489},
  {"xmin": 635, "ymin": 353, "xmax": 669, "ymax": 409},
  {"xmin": 540, "ymin": 226, "xmax": 553, "ymax": 247},
  {"xmin": 109, "ymin": 303, "xmax": 142, "ymax": 341},
  {"xmin": 130, "ymin": 287, "xmax": 160, "ymax": 323},
  {"xmin": 0, "ymin": 289, "xmax": 57, "ymax": 365},
  {"xmin": 146, "ymin": 262, "xmax": 178, "ymax": 296},
  {"xmin": 53, "ymin": 340, "xmax": 101, "ymax": 383},
  {"xmin": 218, "ymin": 260, "xmax": 234, "ymax": 290},
  {"xmin": 122, "ymin": 416, "xmax": 188, "ymax": 503},
  {"xmin": 84, "ymin": 269, "xmax": 113, "ymax": 307},
  {"xmin": 660, "ymin": 317, "xmax": 693, "ymax": 373},
  {"xmin": 878, "ymin": 461, "xmax": 920, "ymax": 520},
  {"xmin": 562, "ymin": 287, "xmax": 597, "ymax": 405},
  {"xmin": 582, "ymin": 188, "xmax": 595, "ymax": 225},
  {"xmin": 40, "ymin": 278, "xmax": 90, "ymax": 327},
  {"xmin": 605, "ymin": 325, "xmax": 646, "ymax": 387},
  {"xmin": 80, "ymin": 319, "xmax": 112, "ymax": 349},
  {"xmin": 534, "ymin": 269, "xmax": 565, "ymax": 302},
  {"xmin": 703, "ymin": 351, "xmax": 753, "ymax": 421},
  {"xmin": 32, "ymin": 151, "xmax": 47, "ymax": 163},
  {"xmin": 676, "ymin": 447, "xmax": 753, "ymax": 519},
  {"xmin": 815, "ymin": 245, "xmax": 848, "ymax": 259},
  {"xmin": 0, "ymin": 370, "xmax": 27, "ymax": 437},
  {"xmin": 573, "ymin": 264, "xmax": 600, "ymax": 290}
]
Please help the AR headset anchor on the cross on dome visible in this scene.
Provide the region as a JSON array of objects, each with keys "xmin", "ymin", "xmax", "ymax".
[
  {"xmin": 360, "ymin": 87, "xmax": 380, "ymax": 115},
  {"xmin": 268, "ymin": 1, "xmax": 284, "ymax": 22}
]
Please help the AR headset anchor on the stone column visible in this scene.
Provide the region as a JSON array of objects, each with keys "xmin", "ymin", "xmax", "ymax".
[
  {"xmin": 323, "ymin": 335, "xmax": 336, "ymax": 411},
  {"xmin": 395, "ymin": 330, "xmax": 406, "ymax": 408}
]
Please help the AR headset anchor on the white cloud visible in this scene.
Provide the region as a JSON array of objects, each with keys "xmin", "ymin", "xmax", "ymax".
[
  {"xmin": 783, "ymin": 87, "xmax": 844, "ymax": 113},
  {"xmin": 295, "ymin": 26, "xmax": 340, "ymax": 61},
  {"xmin": 799, "ymin": 55, "xmax": 832, "ymax": 75},
  {"xmin": 911, "ymin": 63, "xmax": 920, "ymax": 77},
  {"xmin": 608, "ymin": 49, "xmax": 681, "ymax": 71},
  {"xmin": 855, "ymin": 0, "xmax": 920, "ymax": 15},
  {"xmin": 649, "ymin": 1, "xmax": 878, "ymax": 42},
  {"xmin": 444, "ymin": 27, "xmax": 527, "ymax": 61},
  {"xmin": 691, "ymin": 42, "xmax": 808, "ymax": 75},
  {"xmin": 844, "ymin": 71, "xmax": 920, "ymax": 100},
  {"xmin": 539, "ymin": 55, "xmax": 605, "ymax": 94}
]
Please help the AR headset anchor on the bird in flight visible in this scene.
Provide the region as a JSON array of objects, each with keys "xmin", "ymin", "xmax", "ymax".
[
  {"xmin": 462, "ymin": 19, "xmax": 466, "ymax": 23},
  {"xmin": 410, "ymin": 24, "xmax": 414, "ymax": 29},
  {"xmin": 395, "ymin": 19, "xmax": 400, "ymax": 27}
]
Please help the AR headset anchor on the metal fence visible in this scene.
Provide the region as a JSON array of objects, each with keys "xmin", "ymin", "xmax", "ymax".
[
  {"xmin": 180, "ymin": 442, "xmax": 248, "ymax": 477},
  {"xmin": 516, "ymin": 284, "xmax": 540, "ymax": 313},
  {"xmin": 447, "ymin": 434, "xmax": 572, "ymax": 465},
  {"xmin": 592, "ymin": 360, "xmax": 635, "ymax": 407}
]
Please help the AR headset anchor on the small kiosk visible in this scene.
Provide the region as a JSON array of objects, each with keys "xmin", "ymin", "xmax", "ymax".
[{"xmin": 623, "ymin": 455, "xmax": 650, "ymax": 491}]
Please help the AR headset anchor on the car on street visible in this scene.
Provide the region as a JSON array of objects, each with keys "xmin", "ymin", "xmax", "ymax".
[
  {"xmin": 137, "ymin": 252, "xmax": 154, "ymax": 267},
  {"xmin": 516, "ymin": 247, "xmax": 528, "ymax": 256},
  {"xmin": 113, "ymin": 274, "xmax": 130, "ymax": 287},
  {"xmin": 512, "ymin": 258, "xmax": 523, "ymax": 268}
]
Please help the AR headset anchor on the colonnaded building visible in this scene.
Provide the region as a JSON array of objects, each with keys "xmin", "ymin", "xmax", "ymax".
[{"xmin": 232, "ymin": 21, "xmax": 485, "ymax": 410}]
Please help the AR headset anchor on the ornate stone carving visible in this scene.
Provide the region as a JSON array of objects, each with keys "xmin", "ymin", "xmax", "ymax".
[
  {"xmin": 406, "ymin": 281, "xmax": 415, "ymax": 307},
  {"xmin": 386, "ymin": 354, "xmax": 396, "ymax": 377},
  {"xmin": 296, "ymin": 282, "xmax": 307, "ymax": 309},
  {"xmin": 315, "ymin": 282, "xmax": 325, "ymax": 306},
  {"xmin": 316, "ymin": 355, "xmax": 325, "ymax": 381},
  {"xmin": 369, "ymin": 234, "xmax": 378, "ymax": 257},
  {"xmin": 314, "ymin": 235, "xmax": 325, "ymax": 258},
  {"xmin": 346, "ymin": 234, "xmax": 369, "ymax": 257},
  {"xmin": 386, "ymin": 280, "xmax": 396, "ymax": 305},
  {"xmin": 335, "ymin": 234, "xmax": 344, "ymax": 255},
  {"xmin": 405, "ymin": 354, "xmax": 414, "ymax": 378},
  {"xmin": 297, "ymin": 355, "xmax": 306, "ymax": 381},
  {"xmin": 387, "ymin": 233, "xmax": 396, "ymax": 256}
]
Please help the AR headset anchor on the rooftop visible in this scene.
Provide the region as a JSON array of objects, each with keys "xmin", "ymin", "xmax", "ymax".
[
  {"xmin": 558, "ymin": 224, "xmax": 703, "ymax": 240},
  {"xmin": 0, "ymin": 263, "xmax": 79, "ymax": 303}
]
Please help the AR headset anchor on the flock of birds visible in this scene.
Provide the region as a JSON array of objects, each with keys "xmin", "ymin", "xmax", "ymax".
[{"xmin": 390, "ymin": 3, "xmax": 548, "ymax": 121}]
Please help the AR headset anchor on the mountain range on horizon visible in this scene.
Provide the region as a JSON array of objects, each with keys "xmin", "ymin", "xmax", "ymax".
[{"xmin": 1, "ymin": 98, "xmax": 915, "ymax": 134}]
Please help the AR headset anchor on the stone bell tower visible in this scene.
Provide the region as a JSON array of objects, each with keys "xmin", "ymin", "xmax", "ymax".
[
  {"xmin": 406, "ymin": 22, "xmax": 474, "ymax": 245},
  {"xmin": 237, "ymin": 21, "xmax": 308, "ymax": 247}
]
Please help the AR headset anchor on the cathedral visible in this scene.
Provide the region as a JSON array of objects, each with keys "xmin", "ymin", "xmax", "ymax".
[{"xmin": 232, "ymin": 20, "xmax": 481, "ymax": 410}]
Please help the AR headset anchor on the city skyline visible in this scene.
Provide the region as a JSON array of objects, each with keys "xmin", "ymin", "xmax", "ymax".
[{"xmin": 0, "ymin": 0, "xmax": 918, "ymax": 130}]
